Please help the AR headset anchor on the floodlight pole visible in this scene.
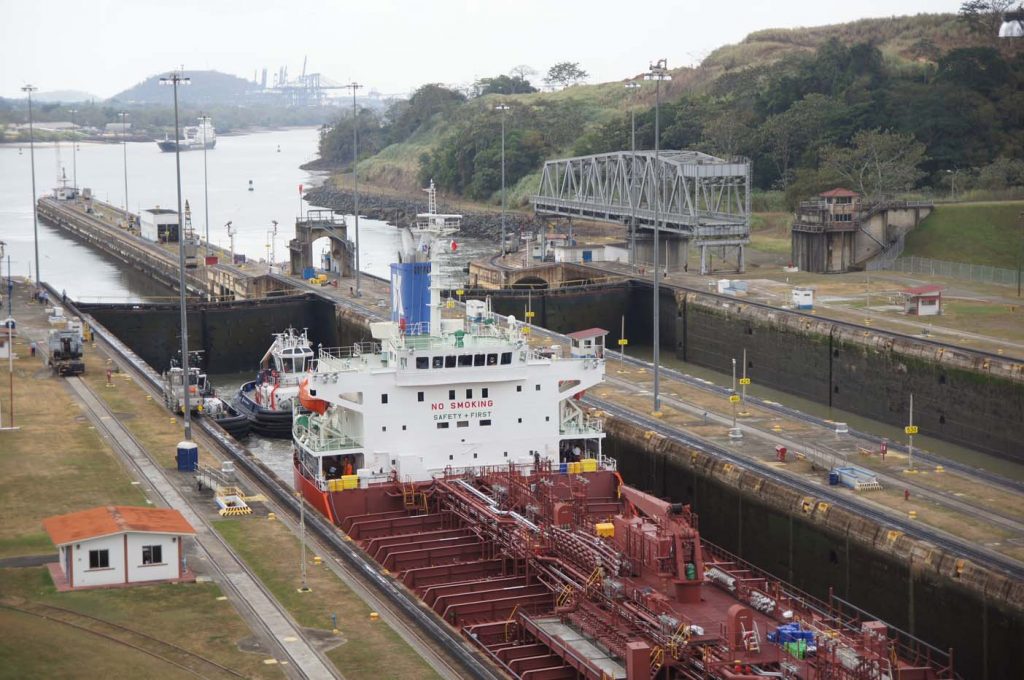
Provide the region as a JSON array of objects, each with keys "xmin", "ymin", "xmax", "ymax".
[
  {"xmin": 119, "ymin": 111, "xmax": 130, "ymax": 229},
  {"xmin": 200, "ymin": 114, "xmax": 211, "ymax": 259},
  {"xmin": 160, "ymin": 70, "xmax": 193, "ymax": 441},
  {"xmin": 496, "ymin": 104, "xmax": 511, "ymax": 257},
  {"xmin": 624, "ymin": 81, "xmax": 641, "ymax": 267},
  {"xmin": 343, "ymin": 82, "xmax": 363, "ymax": 296},
  {"xmin": 69, "ymin": 108, "xmax": 78, "ymax": 190},
  {"xmin": 22, "ymin": 85, "xmax": 40, "ymax": 286},
  {"xmin": 645, "ymin": 59, "xmax": 670, "ymax": 414}
]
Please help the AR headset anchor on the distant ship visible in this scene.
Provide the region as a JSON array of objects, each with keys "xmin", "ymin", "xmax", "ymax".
[{"xmin": 156, "ymin": 117, "xmax": 216, "ymax": 152}]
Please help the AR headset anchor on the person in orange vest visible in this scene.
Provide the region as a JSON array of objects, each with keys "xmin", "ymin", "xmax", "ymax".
[{"xmin": 342, "ymin": 457, "xmax": 354, "ymax": 476}]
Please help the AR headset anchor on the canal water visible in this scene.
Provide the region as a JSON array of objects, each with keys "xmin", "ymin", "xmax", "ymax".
[{"xmin": 0, "ymin": 127, "xmax": 490, "ymax": 301}]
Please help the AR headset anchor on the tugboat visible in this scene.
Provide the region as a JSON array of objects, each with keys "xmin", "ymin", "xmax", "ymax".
[
  {"xmin": 163, "ymin": 354, "xmax": 250, "ymax": 439},
  {"xmin": 290, "ymin": 182, "xmax": 957, "ymax": 679},
  {"xmin": 156, "ymin": 116, "xmax": 216, "ymax": 152},
  {"xmin": 234, "ymin": 328, "xmax": 313, "ymax": 438}
]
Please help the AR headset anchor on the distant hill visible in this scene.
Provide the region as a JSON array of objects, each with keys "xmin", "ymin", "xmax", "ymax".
[
  {"xmin": 35, "ymin": 90, "xmax": 100, "ymax": 103},
  {"xmin": 110, "ymin": 70, "xmax": 259, "ymax": 106}
]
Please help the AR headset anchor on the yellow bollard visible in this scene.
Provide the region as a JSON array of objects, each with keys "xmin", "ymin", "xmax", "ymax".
[
  {"xmin": 908, "ymin": 510, "xmax": 917, "ymax": 520},
  {"xmin": 369, "ymin": 612, "xmax": 379, "ymax": 621},
  {"xmin": 312, "ymin": 555, "xmax": 322, "ymax": 565},
  {"xmin": 267, "ymin": 512, "xmax": 276, "ymax": 521}
]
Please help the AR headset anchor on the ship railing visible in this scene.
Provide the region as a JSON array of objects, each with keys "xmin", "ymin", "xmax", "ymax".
[
  {"xmin": 294, "ymin": 421, "xmax": 363, "ymax": 452},
  {"xmin": 318, "ymin": 342, "xmax": 380, "ymax": 360},
  {"xmin": 702, "ymin": 540, "xmax": 958, "ymax": 677}
]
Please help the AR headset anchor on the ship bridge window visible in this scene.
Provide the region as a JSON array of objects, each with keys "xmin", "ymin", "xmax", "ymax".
[
  {"xmin": 458, "ymin": 355, "xmax": 472, "ymax": 367},
  {"xmin": 449, "ymin": 389, "xmax": 456, "ymax": 399},
  {"xmin": 432, "ymin": 355, "xmax": 444, "ymax": 368},
  {"xmin": 487, "ymin": 353, "xmax": 498, "ymax": 366},
  {"xmin": 445, "ymin": 355, "xmax": 456, "ymax": 368},
  {"xmin": 416, "ymin": 357, "xmax": 429, "ymax": 369},
  {"xmin": 474, "ymin": 354, "xmax": 485, "ymax": 366},
  {"xmin": 501, "ymin": 352, "xmax": 512, "ymax": 365}
]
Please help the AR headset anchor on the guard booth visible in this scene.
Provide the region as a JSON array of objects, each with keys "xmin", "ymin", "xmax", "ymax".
[
  {"xmin": 903, "ymin": 285, "xmax": 943, "ymax": 316},
  {"xmin": 568, "ymin": 328, "xmax": 607, "ymax": 359}
]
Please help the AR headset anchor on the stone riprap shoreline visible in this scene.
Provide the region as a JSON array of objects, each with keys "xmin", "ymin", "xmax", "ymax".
[{"xmin": 303, "ymin": 184, "xmax": 542, "ymax": 240}]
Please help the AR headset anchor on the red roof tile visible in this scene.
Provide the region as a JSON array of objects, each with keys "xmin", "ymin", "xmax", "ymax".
[
  {"xmin": 904, "ymin": 285, "xmax": 943, "ymax": 296},
  {"xmin": 567, "ymin": 328, "xmax": 608, "ymax": 340},
  {"xmin": 43, "ymin": 506, "xmax": 195, "ymax": 546},
  {"xmin": 819, "ymin": 188, "xmax": 859, "ymax": 198}
]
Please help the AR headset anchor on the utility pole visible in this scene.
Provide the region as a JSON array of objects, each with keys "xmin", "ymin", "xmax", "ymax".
[
  {"xmin": 159, "ymin": 70, "xmax": 193, "ymax": 441},
  {"xmin": 69, "ymin": 108, "xmax": 78, "ymax": 190},
  {"xmin": 645, "ymin": 59, "xmax": 670, "ymax": 414},
  {"xmin": 119, "ymin": 111, "xmax": 130, "ymax": 229},
  {"xmin": 199, "ymin": 114, "xmax": 212, "ymax": 259},
  {"xmin": 496, "ymin": 104, "xmax": 511, "ymax": 257},
  {"xmin": 624, "ymin": 81, "xmax": 641, "ymax": 267},
  {"xmin": 22, "ymin": 85, "xmax": 40, "ymax": 286},
  {"xmin": 343, "ymin": 82, "xmax": 363, "ymax": 296},
  {"xmin": 906, "ymin": 393, "xmax": 916, "ymax": 471}
]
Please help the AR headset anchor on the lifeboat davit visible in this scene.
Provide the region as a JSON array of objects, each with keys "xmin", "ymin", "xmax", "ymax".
[{"xmin": 298, "ymin": 378, "xmax": 328, "ymax": 415}]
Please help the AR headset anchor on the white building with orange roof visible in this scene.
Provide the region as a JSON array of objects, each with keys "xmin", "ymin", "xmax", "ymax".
[{"xmin": 43, "ymin": 506, "xmax": 196, "ymax": 590}]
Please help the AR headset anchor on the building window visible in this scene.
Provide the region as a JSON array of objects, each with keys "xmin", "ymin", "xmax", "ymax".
[
  {"xmin": 466, "ymin": 389, "xmax": 473, "ymax": 398},
  {"xmin": 433, "ymin": 356, "xmax": 444, "ymax": 368},
  {"xmin": 545, "ymin": 416, "xmax": 550, "ymax": 422},
  {"xmin": 381, "ymin": 394, "xmax": 388, "ymax": 404},
  {"xmin": 418, "ymin": 391, "xmax": 424, "ymax": 402},
  {"xmin": 535, "ymin": 384, "xmax": 541, "ymax": 391},
  {"xmin": 142, "ymin": 545, "xmax": 163, "ymax": 565},
  {"xmin": 482, "ymin": 388, "xmax": 489, "ymax": 398},
  {"xmin": 480, "ymin": 419, "xmax": 492, "ymax": 426},
  {"xmin": 402, "ymin": 425, "xmax": 407, "ymax": 431},
  {"xmin": 448, "ymin": 389, "xmax": 456, "ymax": 400},
  {"xmin": 501, "ymin": 352, "xmax": 512, "ymax": 365},
  {"xmin": 458, "ymin": 355, "xmax": 472, "ymax": 367},
  {"xmin": 474, "ymin": 354, "xmax": 485, "ymax": 367},
  {"xmin": 382, "ymin": 426, "xmax": 387, "ymax": 432},
  {"xmin": 416, "ymin": 357, "xmax": 429, "ymax": 369},
  {"xmin": 457, "ymin": 420, "xmax": 469, "ymax": 428},
  {"xmin": 88, "ymin": 549, "xmax": 110, "ymax": 569},
  {"xmin": 518, "ymin": 417, "xmax": 522, "ymax": 423},
  {"xmin": 437, "ymin": 422, "xmax": 450, "ymax": 429},
  {"xmin": 516, "ymin": 385, "xmax": 522, "ymax": 392},
  {"xmin": 445, "ymin": 355, "xmax": 456, "ymax": 368}
]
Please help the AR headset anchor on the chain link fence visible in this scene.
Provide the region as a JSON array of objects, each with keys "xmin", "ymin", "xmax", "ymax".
[{"xmin": 873, "ymin": 254, "xmax": 1020, "ymax": 287}]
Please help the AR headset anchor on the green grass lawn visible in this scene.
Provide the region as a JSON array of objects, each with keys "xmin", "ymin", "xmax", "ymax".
[
  {"xmin": 0, "ymin": 567, "xmax": 281, "ymax": 679},
  {"xmin": 215, "ymin": 518, "xmax": 441, "ymax": 680},
  {"xmin": 902, "ymin": 201, "xmax": 1024, "ymax": 268}
]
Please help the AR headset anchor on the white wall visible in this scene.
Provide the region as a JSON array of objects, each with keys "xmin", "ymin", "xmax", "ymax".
[
  {"xmin": 72, "ymin": 534, "xmax": 126, "ymax": 588},
  {"xmin": 126, "ymin": 533, "xmax": 181, "ymax": 583}
]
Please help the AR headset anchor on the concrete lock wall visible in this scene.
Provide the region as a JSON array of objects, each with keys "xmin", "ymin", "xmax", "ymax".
[
  {"xmin": 80, "ymin": 295, "xmax": 343, "ymax": 374},
  {"xmin": 605, "ymin": 417, "xmax": 1024, "ymax": 679}
]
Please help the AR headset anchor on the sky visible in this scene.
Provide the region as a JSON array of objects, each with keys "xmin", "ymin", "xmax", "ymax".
[{"xmin": 1, "ymin": 0, "xmax": 956, "ymax": 100}]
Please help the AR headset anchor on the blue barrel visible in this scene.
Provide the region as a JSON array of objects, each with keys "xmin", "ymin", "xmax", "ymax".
[
  {"xmin": 558, "ymin": 463, "xmax": 568, "ymax": 473},
  {"xmin": 302, "ymin": 266, "xmax": 316, "ymax": 279},
  {"xmin": 828, "ymin": 470, "xmax": 840, "ymax": 486},
  {"xmin": 176, "ymin": 441, "xmax": 198, "ymax": 471}
]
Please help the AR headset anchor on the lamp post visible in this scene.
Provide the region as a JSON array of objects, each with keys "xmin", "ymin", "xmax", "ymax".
[
  {"xmin": 118, "ymin": 111, "xmax": 130, "ymax": 229},
  {"xmin": 159, "ymin": 70, "xmax": 193, "ymax": 441},
  {"xmin": 69, "ymin": 108, "xmax": 78, "ymax": 190},
  {"xmin": 267, "ymin": 220, "xmax": 278, "ymax": 273},
  {"xmin": 199, "ymin": 114, "xmax": 211, "ymax": 259},
  {"xmin": 644, "ymin": 59, "xmax": 671, "ymax": 414},
  {"xmin": 226, "ymin": 221, "xmax": 235, "ymax": 265},
  {"xmin": 495, "ymin": 104, "xmax": 511, "ymax": 257},
  {"xmin": 624, "ymin": 81, "xmax": 641, "ymax": 267},
  {"xmin": 342, "ymin": 82, "xmax": 363, "ymax": 296},
  {"xmin": 22, "ymin": 85, "xmax": 40, "ymax": 286}
]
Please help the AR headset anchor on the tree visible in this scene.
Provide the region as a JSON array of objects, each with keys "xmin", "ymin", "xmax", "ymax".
[
  {"xmin": 509, "ymin": 65, "xmax": 537, "ymax": 81},
  {"xmin": 544, "ymin": 62, "xmax": 588, "ymax": 90},
  {"xmin": 386, "ymin": 84, "xmax": 466, "ymax": 144},
  {"xmin": 472, "ymin": 74, "xmax": 537, "ymax": 97},
  {"xmin": 820, "ymin": 129, "xmax": 927, "ymax": 200},
  {"xmin": 958, "ymin": 1, "xmax": 1016, "ymax": 35}
]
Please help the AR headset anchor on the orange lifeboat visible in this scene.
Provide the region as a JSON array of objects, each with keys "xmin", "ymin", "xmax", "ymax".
[{"xmin": 298, "ymin": 378, "xmax": 328, "ymax": 415}]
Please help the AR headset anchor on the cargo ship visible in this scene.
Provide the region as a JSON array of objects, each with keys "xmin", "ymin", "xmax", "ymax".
[
  {"xmin": 291, "ymin": 183, "xmax": 956, "ymax": 679},
  {"xmin": 156, "ymin": 117, "xmax": 216, "ymax": 152}
]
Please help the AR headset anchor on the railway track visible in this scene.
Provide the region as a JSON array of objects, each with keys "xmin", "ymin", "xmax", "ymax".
[
  {"xmin": 65, "ymin": 373, "xmax": 336, "ymax": 680},
  {"xmin": 53, "ymin": 295, "xmax": 502, "ymax": 680},
  {"xmin": 0, "ymin": 600, "xmax": 246, "ymax": 679},
  {"xmin": 590, "ymin": 397, "xmax": 1024, "ymax": 581}
]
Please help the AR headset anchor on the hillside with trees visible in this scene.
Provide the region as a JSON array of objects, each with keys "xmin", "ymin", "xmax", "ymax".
[{"xmin": 317, "ymin": 9, "xmax": 1024, "ymax": 209}]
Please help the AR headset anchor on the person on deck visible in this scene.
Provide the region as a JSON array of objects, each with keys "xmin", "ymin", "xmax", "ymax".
[{"xmin": 342, "ymin": 457, "xmax": 354, "ymax": 476}]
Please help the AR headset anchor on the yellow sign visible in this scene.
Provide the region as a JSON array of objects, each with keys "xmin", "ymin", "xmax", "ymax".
[
  {"xmin": 904, "ymin": 425, "xmax": 919, "ymax": 435},
  {"xmin": 618, "ymin": 338, "xmax": 629, "ymax": 346},
  {"xmin": 739, "ymin": 378, "xmax": 751, "ymax": 385},
  {"xmin": 456, "ymin": 289, "xmax": 464, "ymax": 296},
  {"xmin": 525, "ymin": 311, "xmax": 536, "ymax": 318},
  {"xmin": 729, "ymin": 395, "xmax": 740, "ymax": 403}
]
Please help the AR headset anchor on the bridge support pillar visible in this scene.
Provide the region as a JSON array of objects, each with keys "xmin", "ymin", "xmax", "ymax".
[{"xmin": 636, "ymin": 233, "xmax": 688, "ymax": 273}]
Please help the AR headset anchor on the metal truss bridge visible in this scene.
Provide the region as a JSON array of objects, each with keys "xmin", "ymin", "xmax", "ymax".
[{"xmin": 531, "ymin": 150, "xmax": 752, "ymax": 272}]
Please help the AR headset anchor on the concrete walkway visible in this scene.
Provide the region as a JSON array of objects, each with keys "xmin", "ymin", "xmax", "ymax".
[{"xmin": 65, "ymin": 377, "xmax": 339, "ymax": 680}]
